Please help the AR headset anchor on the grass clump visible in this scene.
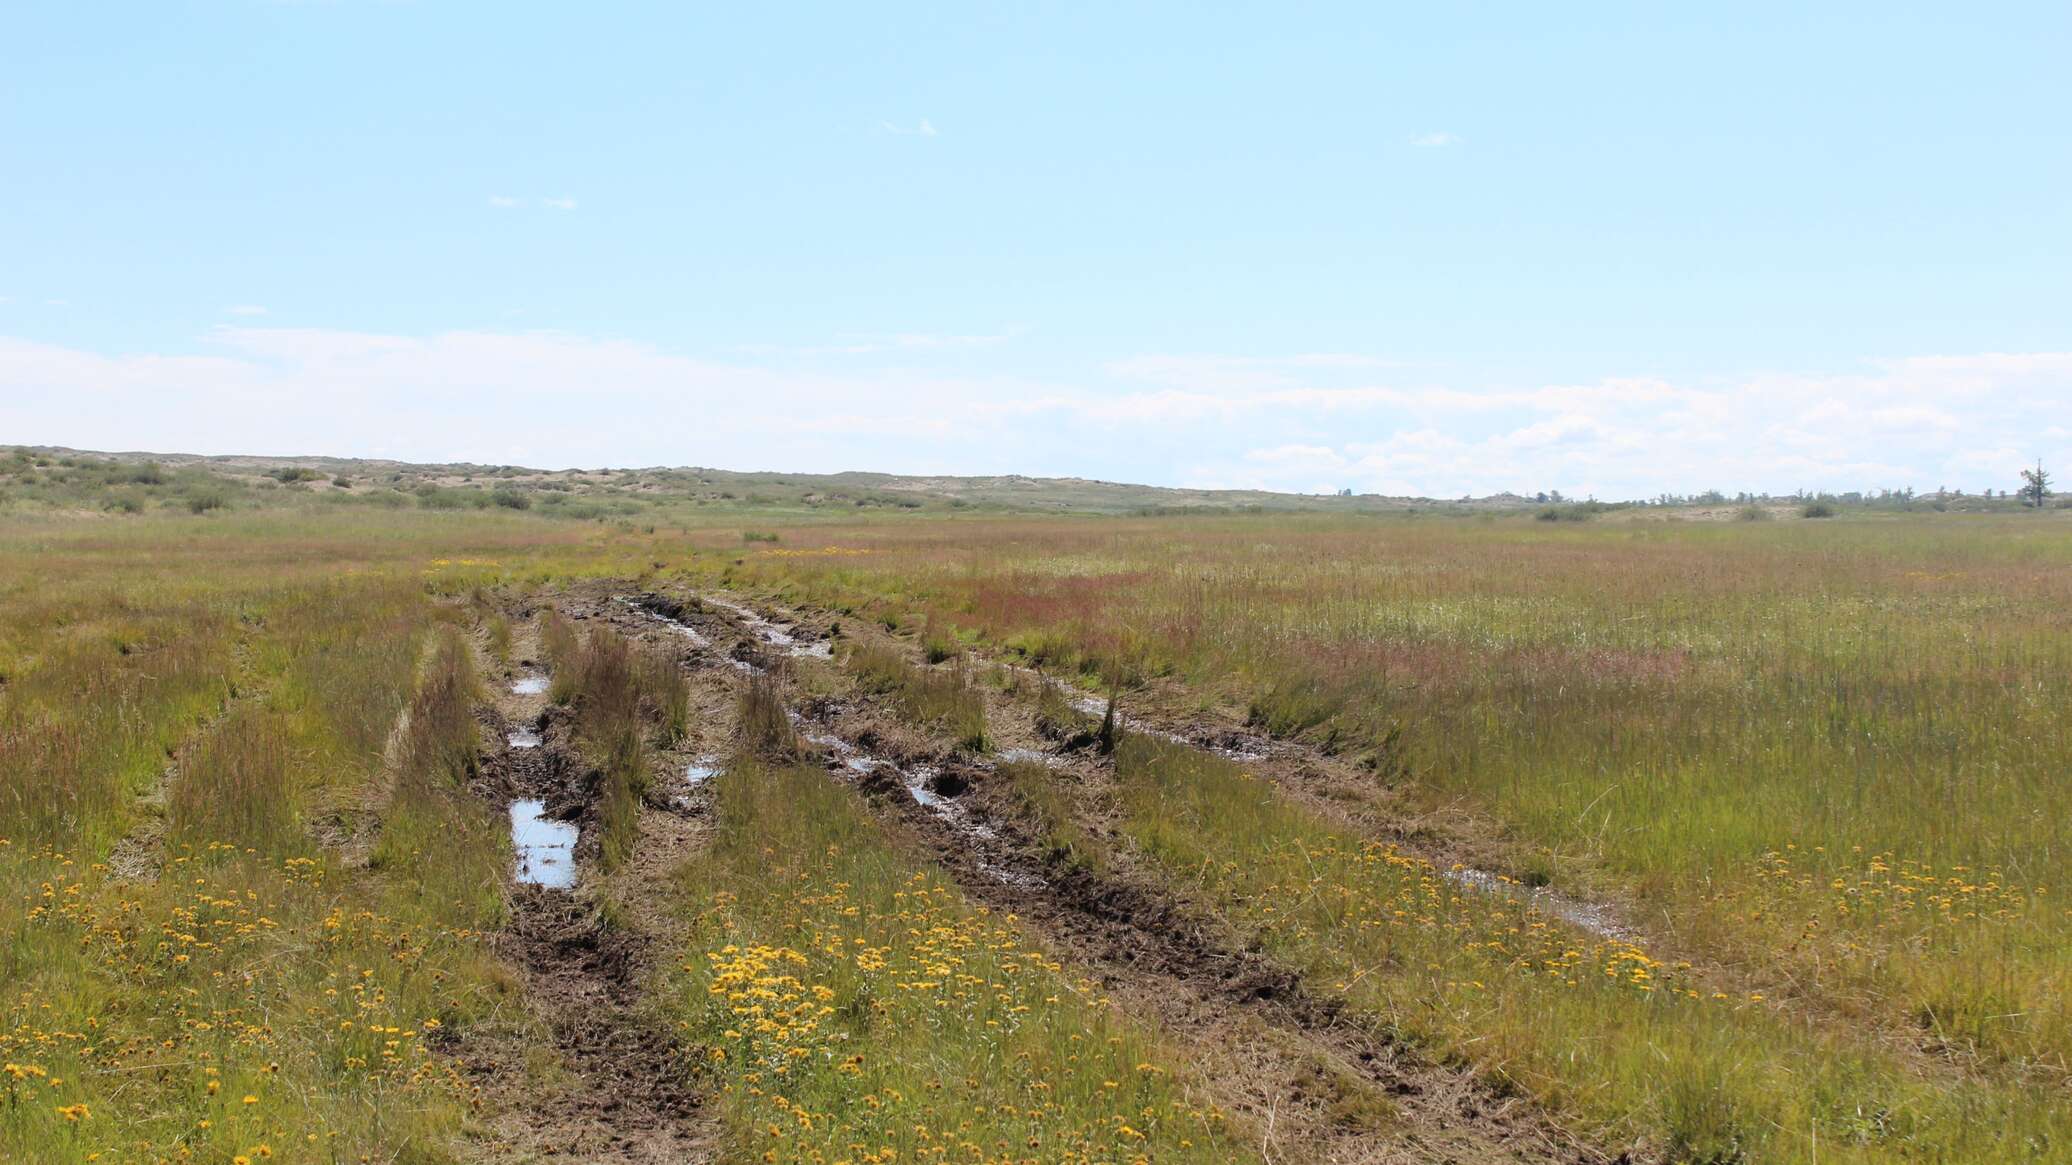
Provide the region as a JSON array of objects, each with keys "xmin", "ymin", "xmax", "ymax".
[
  {"xmin": 843, "ymin": 640, "xmax": 986, "ymax": 750},
  {"xmin": 998, "ymin": 759, "xmax": 1105, "ymax": 876},
  {"xmin": 735, "ymin": 671, "xmax": 796, "ymax": 758}
]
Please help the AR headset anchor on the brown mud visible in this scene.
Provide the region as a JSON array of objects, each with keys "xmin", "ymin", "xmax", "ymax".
[{"xmin": 448, "ymin": 602, "xmax": 719, "ymax": 1164}]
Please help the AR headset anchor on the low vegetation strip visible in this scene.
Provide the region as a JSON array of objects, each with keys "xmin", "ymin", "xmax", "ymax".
[{"xmin": 668, "ymin": 755, "xmax": 1252, "ymax": 1165}]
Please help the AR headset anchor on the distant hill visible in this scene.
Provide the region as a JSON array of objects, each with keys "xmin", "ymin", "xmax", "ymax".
[
  {"xmin": 1, "ymin": 445, "xmax": 1522, "ymax": 519},
  {"xmin": 7, "ymin": 445, "xmax": 2041, "ymax": 521}
]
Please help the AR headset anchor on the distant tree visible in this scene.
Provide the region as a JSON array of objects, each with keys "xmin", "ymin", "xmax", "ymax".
[{"xmin": 2019, "ymin": 461, "xmax": 2052, "ymax": 508}]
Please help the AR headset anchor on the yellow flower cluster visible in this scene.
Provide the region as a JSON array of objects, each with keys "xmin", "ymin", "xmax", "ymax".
[
  {"xmin": 683, "ymin": 867, "xmax": 1233, "ymax": 1164},
  {"xmin": 1, "ymin": 842, "xmax": 483, "ymax": 1160},
  {"xmin": 1214, "ymin": 839, "xmax": 1705, "ymax": 1002}
]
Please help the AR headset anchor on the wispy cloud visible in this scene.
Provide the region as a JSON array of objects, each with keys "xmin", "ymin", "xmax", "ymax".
[
  {"xmin": 224, "ymin": 305, "xmax": 269, "ymax": 317},
  {"xmin": 488, "ymin": 195, "xmax": 521, "ymax": 209},
  {"xmin": 542, "ymin": 196, "xmax": 577, "ymax": 210},
  {"xmin": 880, "ymin": 118, "xmax": 938, "ymax": 137},
  {"xmin": 489, "ymin": 195, "xmax": 574, "ymax": 210},
  {"xmin": 1409, "ymin": 131, "xmax": 1461, "ymax": 147},
  {"xmin": 2, "ymin": 326, "xmax": 2066, "ymax": 499}
]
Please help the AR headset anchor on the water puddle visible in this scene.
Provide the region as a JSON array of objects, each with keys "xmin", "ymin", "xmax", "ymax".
[
  {"xmin": 995, "ymin": 747, "xmax": 1064, "ymax": 768},
  {"xmin": 701, "ymin": 594, "xmax": 831, "ymax": 658},
  {"xmin": 616, "ymin": 595, "xmax": 711, "ymax": 645},
  {"xmin": 1444, "ymin": 867, "xmax": 1629, "ymax": 940},
  {"xmin": 510, "ymin": 674, "xmax": 549, "ymax": 696},
  {"xmin": 509, "ymin": 799, "xmax": 578, "ymax": 888},
  {"xmin": 685, "ymin": 757, "xmax": 722, "ymax": 784},
  {"xmin": 904, "ymin": 766, "xmax": 943, "ymax": 807},
  {"xmin": 507, "ymin": 727, "xmax": 542, "ymax": 749}
]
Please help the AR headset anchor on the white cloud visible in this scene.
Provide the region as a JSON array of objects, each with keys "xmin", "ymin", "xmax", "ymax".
[
  {"xmin": 880, "ymin": 118, "xmax": 938, "ymax": 137},
  {"xmin": 542, "ymin": 196, "xmax": 577, "ymax": 210},
  {"xmin": 224, "ymin": 305, "xmax": 269, "ymax": 317},
  {"xmin": 1409, "ymin": 131, "xmax": 1461, "ymax": 147},
  {"xmin": 488, "ymin": 195, "xmax": 521, "ymax": 209},
  {"xmin": 2, "ymin": 327, "xmax": 2066, "ymax": 499}
]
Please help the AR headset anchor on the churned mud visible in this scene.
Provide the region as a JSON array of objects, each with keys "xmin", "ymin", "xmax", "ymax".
[{"xmin": 451, "ymin": 606, "xmax": 715, "ymax": 1164}]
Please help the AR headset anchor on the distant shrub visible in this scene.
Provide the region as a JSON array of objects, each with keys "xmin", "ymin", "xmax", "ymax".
[
  {"xmin": 331, "ymin": 476, "xmax": 352, "ymax": 488},
  {"xmin": 1801, "ymin": 501, "xmax": 1837, "ymax": 518},
  {"xmin": 742, "ymin": 530, "xmax": 780, "ymax": 543},
  {"xmin": 104, "ymin": 495, "xmax": 143, "ymax": 514},
  {"xmin": 490, "ymin": 488, "xmax": 531, "ymax": 510},
  {"xmin": 268, "ymin": 466, "xmax": 320, "ymax": 483},
  {"xmin": 1735, "ymin": 505, "xmax": 1772, "ymax": 521},
  {"xmin": 186, "ymin": 491, "xmax": 228, "ymax": 514},
  {"xmin": 125, "ymin": 462, "xmax": 167, "ymax": 485},
  {"xmin": 1535, "ymin": 501, "xmax": 1613, "ymax": 522}
]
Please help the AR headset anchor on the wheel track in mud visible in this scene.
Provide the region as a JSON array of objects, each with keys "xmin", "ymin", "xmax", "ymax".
[
  {"xmin": 594, "ymin": 583, "xmax": 1613, "ymax": 1165},
  {"xmin": 454, "ymin": 603, "xmax": 717, "ymax": 1165}
]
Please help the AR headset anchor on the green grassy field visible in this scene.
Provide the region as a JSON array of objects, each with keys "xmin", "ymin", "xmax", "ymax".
[{"xmin": 4, "ymin": 489, "xmax": 2067, "ymax": 1162}]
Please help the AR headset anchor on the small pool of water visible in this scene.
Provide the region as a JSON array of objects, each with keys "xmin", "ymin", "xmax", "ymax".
[
  {"xmin": 507, "ymin": 727, "xmax": 542, "ymax": 749},
  {"xmin": 511, "ymin": 674, "xmax": 549, "ymax": 696},
  {"xmin": 509, "ymin": 799, "xmax": 577, "ymax": 888},
  {"xmin": 904, "ymin": 767, "xmax": 943, "ymax": 807},
  {"xmin": 686, "ymin": 758, "xmax": 722, "ymax": 784}
]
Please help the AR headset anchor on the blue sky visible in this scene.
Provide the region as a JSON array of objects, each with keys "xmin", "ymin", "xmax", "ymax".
[{"xmin": 3, "ymin": 3, "xmax": 2068, "ymax": 498}]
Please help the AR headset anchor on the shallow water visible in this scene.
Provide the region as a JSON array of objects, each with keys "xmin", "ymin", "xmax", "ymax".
[
  {"xmin": 509, "ymin": 799, "xmax": 578, "ymax": 888},
  {"xmin": 995, "ymin": 747, "xmax": 1063, "ymax": 768},
  {"xmin": 701, "ymin": 594, "xmax": 833, "ymax": 657},
  {"xmin": 507, "ymin": 727, "xmax": 542, "ymax": 749},
  {"xmin": 906, "ymin": 779, "xmax": 942, "ymax": 807},
  {"xmin": 511, "ymin": 674, "xmax": 549, "ymax": 696},
  {"xmin": 685, "ymin": 758, "xmax": 721, "ymax": 784},
  {"xmin": 616, "ymin": 595, "xmax": 711, "ymax": 645},
  {"xmin": 1443, "ymin": 867, "xmax": 1628, "ymax": 940}
]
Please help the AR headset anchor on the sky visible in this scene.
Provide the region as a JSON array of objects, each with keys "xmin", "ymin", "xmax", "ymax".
[{"xmin": 3, "ymin": 3, "xmax": 2068, "ymax": 500}]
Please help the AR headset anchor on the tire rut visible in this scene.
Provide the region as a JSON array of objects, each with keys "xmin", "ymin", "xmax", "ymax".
[
  {"xmin": 600, "ymin": 583, "xmax": 1612, "ymax": 1165},
  {"xmin": 454, "ymin": 605, "xmax": 715, "ymax": 1164}
]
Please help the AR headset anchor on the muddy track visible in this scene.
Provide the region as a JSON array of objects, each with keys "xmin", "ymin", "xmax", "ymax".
[
  {"xmin": 454, "ymin": 606, "xmax": 715, "ymax": 1164},
  {"xmin": 796, "ymin": 682, "xmax": 1607, "ymax": 1165},
  {"xmin": 584, "ymin": 582, "xmax": 1613, "ymax": 1165}
]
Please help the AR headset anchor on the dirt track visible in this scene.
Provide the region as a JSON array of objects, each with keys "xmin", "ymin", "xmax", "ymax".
[{"xmin": 501, "ymin": 581, "xmax": 1617, "ymax": 1165}]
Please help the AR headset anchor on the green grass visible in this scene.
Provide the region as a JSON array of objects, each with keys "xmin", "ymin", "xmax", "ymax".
[
  {"xmin": 669, "ymin": 511, "xmax": 2072, "ymax": 1156},
  {"xmin": 843, "ymin": 640, "xmax": 988, "ymax": 751},
  {"xmin": 0, "ymin": 545, "xmax": 511, "ymax": 1162},
  {"xmin": 1109, "ymin": 732, "xmax": 2072, "ymax": 1162},
  {"xmin": 667, "ymin": 757, "xmax": 1253, "ymax": 1165}
]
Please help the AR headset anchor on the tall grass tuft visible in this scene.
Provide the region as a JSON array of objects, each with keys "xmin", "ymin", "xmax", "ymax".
[
  {"xmin": 638, "ymin": 644, "xmax": 690, "ymax": 746},
  {"xmin": 736, "ymin": 671, "xmax": 796, "ymax": 758},
  {"xmin": 167, "ymin": 707, "xmax": 298, "ymax": 852},
  {"xmin": 843, "ymin": 640, "xmax": 986, "ymax": 750}
]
